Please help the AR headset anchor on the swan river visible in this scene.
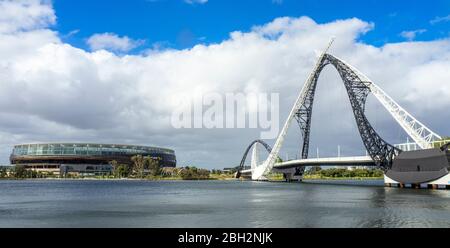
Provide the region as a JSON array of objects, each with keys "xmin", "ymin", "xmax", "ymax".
[{"xmin": 1, "ymin": 179, "xmax": 449, "ymax": 228}]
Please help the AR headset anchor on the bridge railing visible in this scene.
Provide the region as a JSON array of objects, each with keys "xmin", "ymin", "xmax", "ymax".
[
  {"xmin": 434, "ymin": 139, "xmax": 450, "ymax": 149},
  {"xmin": 393, "ymin": 140, "xmax": 450, "ymax": 151},
  {"xmin": 394, "ymin": 142, "xmax": 420, "ymax": 151}
]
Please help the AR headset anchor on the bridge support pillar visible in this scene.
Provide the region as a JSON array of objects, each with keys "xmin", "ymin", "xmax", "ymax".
[
  {"xmin": 384, "ymin": 172, "xmax": 450, "ymax": 189},
  {"xmin": 282, "ymin": 173, "xmax": 303, "ymax": 182},
  {"xmin": 383, "ymin": 149, "xmax": 450, "ymax": 190},
  {"xmin": 274, "ymin": 168, "xmax": 303, "ymax": 182}
]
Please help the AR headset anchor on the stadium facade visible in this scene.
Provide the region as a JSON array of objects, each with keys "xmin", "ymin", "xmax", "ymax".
[{"xmin": 10, "ymin": 143, "xmax": 176, "ymax": 175}]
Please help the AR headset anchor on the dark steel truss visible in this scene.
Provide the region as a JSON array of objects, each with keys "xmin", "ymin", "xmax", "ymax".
[
  {"xmin": 294, "ymin": 54, "xmax": 401, "ymax": 169},
  {"xmin": 296, "ymin": 59, "xmax": 328, "ymax": 160}
]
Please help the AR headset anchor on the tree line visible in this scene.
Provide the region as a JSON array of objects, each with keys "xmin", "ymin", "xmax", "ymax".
[
  {"xmin": 110, "ymin": 155, "xmax": 212, "ymax": 180},
  {"xmin": 305, "ymin": 166, "xmax": 384, "ymax": 178},
  {"xmin": 109, "ymin": 155, "xmax": 162, "ymax": 178},
  {"xmin": 0, "ymin": 165, "xmax": 48, "ymax": 179},
  {"xmin": 0, "ymin": 155, "xmax": 214, "ymax": 180}
]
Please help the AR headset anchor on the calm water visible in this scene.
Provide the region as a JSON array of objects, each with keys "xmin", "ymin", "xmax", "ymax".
[{"xmin": 0, "ymin": 179, "xmax": 449, "ymax": 228}]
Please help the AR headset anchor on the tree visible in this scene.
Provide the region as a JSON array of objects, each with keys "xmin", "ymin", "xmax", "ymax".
[
  {"xmin": 115, "ymin": 164, "xmax": 130, "ymax": 178},
  {"xmin": 131, "ymin": 155, "xmax": 145, "ymax": 178},
  {"xmin": 109, "ymin": 160, "xmax": 118, "ymax": 176},
  {"xmin": 145, "ymin": 156, "xmax": 160, "ymax": 176},
  {"xmin": 14, "ymin": 165, "xmax": 28, "ymax": 178},
  {"xmin": 211, "ymin": 169, "xmax": 223, "ymax": 175},
  {"xmin": 307, "ymin": 166, "xmax": 322, "ymax": 175},
  {"xmin": 179, "ymin": 166, "xmax": 210, "ymax": 180},
  {"xmin": 0, "ymin": 167, "xmax": 7, "ymax": 178}
]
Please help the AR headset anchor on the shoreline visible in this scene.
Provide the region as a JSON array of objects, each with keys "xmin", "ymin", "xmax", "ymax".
[
  {"xmin": 0, "ymin": 177, "xmax": 384, "ymax": 181},
  {"xmin": 0, "ymin": 176, "xmax": 239, "ymax": 181}
]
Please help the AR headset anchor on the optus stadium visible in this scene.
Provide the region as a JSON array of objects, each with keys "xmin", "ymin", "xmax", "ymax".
[{"xmin": 10, "ymin": 143, "xmax": 176, "ymax": 175}]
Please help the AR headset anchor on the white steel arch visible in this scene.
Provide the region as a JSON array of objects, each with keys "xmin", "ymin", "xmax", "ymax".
[
  {"xmin": 251, "ymin": 39, "xmax": 334, "ymax": 180},
  {"xmin": 250, "ymin": 142, "xmax": 260, "ymax": 171}
]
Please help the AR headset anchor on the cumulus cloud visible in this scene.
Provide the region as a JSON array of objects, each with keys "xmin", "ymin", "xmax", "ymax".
[
  {"xmin": 86, "ymin": 33, "xmax": 144, "ymax": 52},
  {"xmin": 0, "ymin": 1, "xmax": 449, "ymax": 167},
  {"xmin": 399, "ymin": 29, "xmax": 426, "ymax": 41},
  {"xmin": 0, "ymin": 0, "xmax": 55, "ymax": 33}
]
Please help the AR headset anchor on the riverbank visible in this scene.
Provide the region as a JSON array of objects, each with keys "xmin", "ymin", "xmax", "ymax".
[
  {"xmin": 0, "ymin": 174, "xmax": 384, "ymax": 181},
  {"xmin": 1, "ymin": 167, "xmax": 386, "ymax": 181},
  {"xmin": 0, "ymin": 174, "xmax": 239, "ymax": 181}
]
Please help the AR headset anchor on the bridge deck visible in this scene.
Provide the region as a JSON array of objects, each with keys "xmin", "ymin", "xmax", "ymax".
[
  {"xmin": 276, "ymin": 156, "xmax": 375, "ymax": 168},
  {"xmin": 241, "ymin": 156, "xmax": 375, "ymax": 174}
]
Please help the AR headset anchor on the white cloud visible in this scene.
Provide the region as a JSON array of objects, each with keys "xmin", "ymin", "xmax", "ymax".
[
  {"xmin": 0, "ymin": 1, "xmax": 449, "ymax": 167},
  {"xmin": 0, "ymin": 0, "xmax": 55, "ymax": 33},
  {"xmin": 64, "ymin": 29, "xmax": 79, "ymax": 38},
  {"xmin": 399, "ymin": 29, "xmax": 426, "ymax": 41},
  {"xmin": 184, "ymin": 0, "xmax": 208, "ymax": 5},
  {"xmin": 86, "ymin": 33, "xmax": 144, "ymax": 52},
  {"xmin": 430, "ymin": 14, "xmax": 450, "ymax": 25}
]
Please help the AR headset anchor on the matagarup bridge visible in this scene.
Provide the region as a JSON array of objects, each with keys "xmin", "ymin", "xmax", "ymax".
[{"xmin": 236, "ymin": 39, "xmax": 450, "ymax": 189}]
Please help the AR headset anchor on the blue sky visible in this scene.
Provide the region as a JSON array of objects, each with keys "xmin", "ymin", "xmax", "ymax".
[{"xmin": 54, "ymin": 0, "xmax": 450, "ymax": 51}]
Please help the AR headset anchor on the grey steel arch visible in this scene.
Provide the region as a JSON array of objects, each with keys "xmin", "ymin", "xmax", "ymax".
[
  {"xmin": 238, "ymin": 140, "xmax": 272, "ymax": 170},
  {"xmin": 294, "ymin": 54, "xmax": 401, "ymax": 169}
]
